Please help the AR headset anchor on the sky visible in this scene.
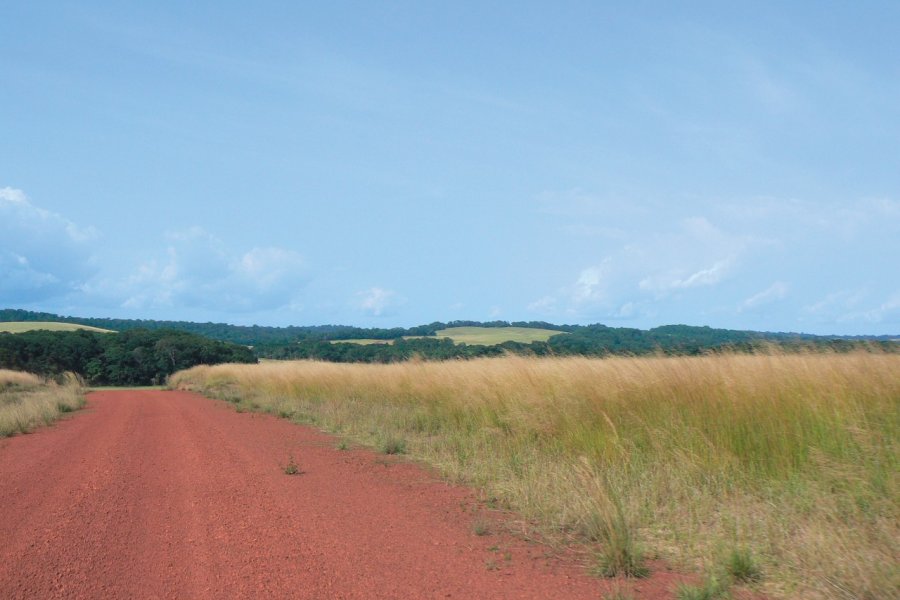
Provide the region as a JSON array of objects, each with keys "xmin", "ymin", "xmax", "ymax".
[{"xmin": 1, "ymin": 1, "xmax": 898, "ymax": 334}]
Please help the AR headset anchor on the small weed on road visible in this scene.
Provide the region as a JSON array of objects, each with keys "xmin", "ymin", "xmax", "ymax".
[{"xmin": 283, "ymin": 455, "xmax": 302, "ymax": 475}]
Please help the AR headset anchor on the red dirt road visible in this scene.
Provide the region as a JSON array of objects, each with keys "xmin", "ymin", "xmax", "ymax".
[{"xmin": 0, "ymin": 391, "xmax": 678, "ymax": 599}]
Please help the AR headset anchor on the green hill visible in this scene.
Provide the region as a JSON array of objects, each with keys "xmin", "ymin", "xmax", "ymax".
[{"xmin": 0, "ymin": 321, "xmax": 114, "ymax": 334}]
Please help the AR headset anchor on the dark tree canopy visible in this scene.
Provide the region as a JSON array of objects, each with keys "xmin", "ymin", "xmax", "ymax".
[{"xmin": 0, "ymin": 328, "xmax": 257, "ymax": 385}]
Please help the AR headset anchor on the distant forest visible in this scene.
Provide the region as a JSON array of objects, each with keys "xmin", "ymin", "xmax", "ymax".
[
  {"xmin": 2, "ymin": 309, "xmax": 897, "ymax": 368},
  {"xmin": 0, "ymin": 328, "xmax": 256, "ymax": 385}
]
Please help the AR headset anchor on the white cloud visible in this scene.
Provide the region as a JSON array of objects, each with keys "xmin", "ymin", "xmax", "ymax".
[
  {"xmin": 804, "ymin": 290, "xmax": 900, "ymax": 326},
  {"xmin": 615, "ymin": 302, "xmax": 636, "ymax": 318},
  {"xmin": 573, "ymin": 261, "xmax": 610, "ymax": 304},
  {"xmin": 527, "ymin": 296, "xmax": 557, "ymax": 314},
  {"xmin": 92, "ymin": 227, "xmax": 309, "ymax": 313},
  {"xmin": 559, "ymin": 217, "xmax": 746, "ymax": 315},
  {"xmin": 530, "ymin": 189, "xmax": 900, "ymax": 332},
  {"xmin": 528, "ymin": 207, "xmax": 778, "ymax": 320},
  {"xmin": 740, "ymin": 281, "xmax": 789, "ymax": 312},
  {"xmin": 356, "ymin": 287, "xmax": 402, "ymax": 317},
  {"xmin": 234, "ymin": 247, "xmax": 307, "ymax": 291},
  {"xmin": 802, "ymin": 289, "xmax": 867, "ymax": 318},
  {"xmin": 857, "ymin": 292, "xmax": 900, "ymax": 324},
  {"xmin": 0, "ymin": 187, "xmax": 99, "ymax": 303},
  {"xmin": 639, "ymin": 257, "xmax": 734, "ymax": 294},
  {"xmin": 679, "ymin": 259, "xmax": 732, "ymax": 288}
]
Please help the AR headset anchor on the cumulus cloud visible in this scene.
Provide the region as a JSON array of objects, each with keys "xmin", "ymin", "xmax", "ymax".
[
  {"xmin": 572, "ymin": 261, "xmax": 611, "ymax": 304},
  {"xmin": 91, "ymin": 227, "xmax": 309, "ymax": 313},
  {"xmin": 0, "ymin": 187, "xmax": 98, "ymax": 303},
  {"xmin": 528, "ymin": 188, "xmax": 900, "ymax": 332},
  {"xmin": 529, "ymin": 216, "xmax": 752, "ymax": 320},
  {"xmin": 356, "ymin": 287, "xmax": 403, "ymax": 317}
]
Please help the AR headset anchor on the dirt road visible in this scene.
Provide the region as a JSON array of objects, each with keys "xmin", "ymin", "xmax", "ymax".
[{"xmin": 0, "ymin": 390, "xmax": 678, "ymax": 599}]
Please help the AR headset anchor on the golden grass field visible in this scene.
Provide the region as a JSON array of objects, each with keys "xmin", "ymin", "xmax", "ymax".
[
  {"xmin": 0, "ymin": 370, "xmax": 86, "ymax": 437},
  {"xmin": 171, "ymin": 351, "xmax": 899, "ymax": 599},
  {"xmin": 0, "ymin": 321, "xmax": 114, "ymax": 334}
]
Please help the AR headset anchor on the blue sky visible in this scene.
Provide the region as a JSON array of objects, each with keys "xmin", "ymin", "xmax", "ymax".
[{"xmin": 2, "ymin": 1, "xmax": 898, "ymax": 334}]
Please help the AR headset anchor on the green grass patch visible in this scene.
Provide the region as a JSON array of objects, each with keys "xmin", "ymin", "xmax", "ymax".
[
  {"xmin": 676, "ymin": 575, "xmax": 730, "ymax": 600},
  {"xmin": 327, "ymin": 327, "xmax": 563, "ymax": 346},
  {"xmin": 0, "ymin": 321, "xmax": 114, "ymax": 334},
  {"xmin": 379, "ymin": 435, "xmax": 408, "ymax": 455},
  {"xmin": 725, "ymin": 547, "xmax": 762, "ymax": 584},
  {"xmin": 434, "ymin": 326, "xmax": 564, "ymax": 345}
]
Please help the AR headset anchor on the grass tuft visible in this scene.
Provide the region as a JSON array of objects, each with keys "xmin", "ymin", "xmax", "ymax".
[
  {"xmin": 676, "ymin": 575, "xmax": 730, "ymax": 600},
  {"xmin": 594, "ymin": 524, "xmax": 649, "ymax": 578},
  {"xmin": 726, "ymin": 547, "xmax": 762, "ymax": 584},
  {"xmin": 379, "ymin": 435, "xmax": 407, "ymax": 455}
]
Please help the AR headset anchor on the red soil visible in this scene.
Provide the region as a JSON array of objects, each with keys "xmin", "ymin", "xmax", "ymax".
[{"xmin": 0, "ymin": 390, "xmax": 688, "ymax": 599}]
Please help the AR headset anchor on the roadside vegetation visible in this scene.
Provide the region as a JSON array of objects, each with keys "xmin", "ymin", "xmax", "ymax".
[
  {"xmin": 171, "ymin": 351, "xmax": 899, "ymax": 599},
  {"xmin": 0, "ymin": 369, "xmax": 85, "ymax": 437}
]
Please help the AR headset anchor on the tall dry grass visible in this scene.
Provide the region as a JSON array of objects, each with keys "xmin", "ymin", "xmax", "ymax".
[
  {"xmin": 0, "ymin": 370, "xmax": 86, "ymax": 437},
  {"xmin": 170, "ymin": 352, "xmax": 899, "ymax": 599}
]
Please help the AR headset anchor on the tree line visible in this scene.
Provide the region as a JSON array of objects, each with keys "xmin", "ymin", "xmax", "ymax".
[
  {"xmin": 253, "ymin": 327, "xmax": 896, "ymax": 364},
  {"xmin": 2, "ymin": 309, "xmax": 896, "ymax": 367},
  {"xmin": 0, "ymin": 329, "xmax": 256, "ymax": 385}
]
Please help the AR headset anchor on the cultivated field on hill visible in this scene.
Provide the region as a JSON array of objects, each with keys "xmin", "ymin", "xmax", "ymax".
[
  {"xmin": 434, "ymin": 326, "xmax": 564, "ymax": 345},
  {"xmin": 171, "ymin": 351, "xmax": 900, "ymax": 600},
  {"xmin": 0, "ymin": 321, "xmax": 114, "ymax": 334},
  {"xmin": 328, "ymin": 338, "xmax": 398, "ymax": 345},
  {"xmin": 330, "ymin": 326, "xmax": 564, "ymax": 346},
  {"xmin": 0, "ymin": 369, "xmax": 85, "ymax": 437}
]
